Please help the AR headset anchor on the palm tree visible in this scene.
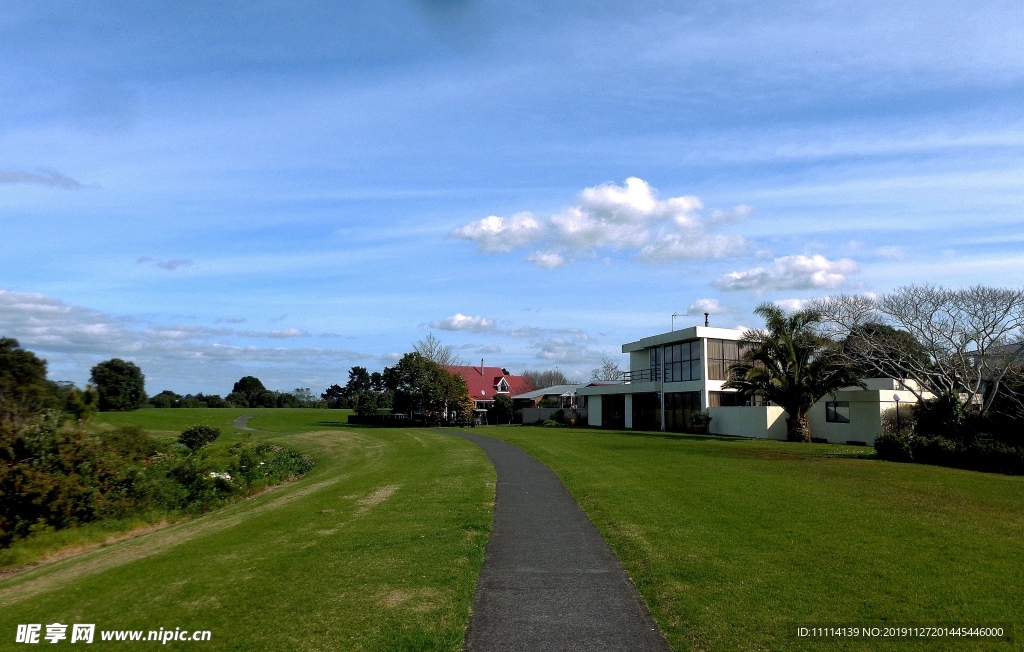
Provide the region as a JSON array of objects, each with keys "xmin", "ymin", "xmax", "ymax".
[{"xmin": 724, "ymin": 303, "xmax": 864, "ymax": 442}]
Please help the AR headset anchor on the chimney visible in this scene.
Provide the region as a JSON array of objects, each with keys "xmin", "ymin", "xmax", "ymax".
[
  {"xmin": 480, "ymin": 358, "xmax": 485, "ymax": 376},
  {"xmin": 704, "ymin": 312, "xmax": 709, "ymax": 327}
]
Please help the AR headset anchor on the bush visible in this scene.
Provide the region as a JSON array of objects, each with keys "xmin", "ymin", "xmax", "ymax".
[
  {"xmin": 178, "ymin": 424, "xmax": 220, "ymax": 451},
  {"xmin": 874, "ymin": 432, "xmax": 914, "ymax": 462},
  {"xmin": 915, "ymin": 394, "xmax": 971, "ymax": 441}
]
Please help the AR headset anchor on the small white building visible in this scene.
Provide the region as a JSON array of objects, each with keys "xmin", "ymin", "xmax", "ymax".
[{"xmin": 576, "ymin": 325, "xmax": 925, "ymax": 445}]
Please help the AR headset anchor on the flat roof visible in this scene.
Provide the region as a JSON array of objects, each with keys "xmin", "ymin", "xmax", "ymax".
[{"xmin": 622, "ymin": 325, "xmax": 746, "ymax": 353}]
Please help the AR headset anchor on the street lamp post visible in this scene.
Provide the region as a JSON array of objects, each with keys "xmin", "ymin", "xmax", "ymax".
[{"xmin": 893, "ymin": 393, "xmax": 901, "ymax": 435}]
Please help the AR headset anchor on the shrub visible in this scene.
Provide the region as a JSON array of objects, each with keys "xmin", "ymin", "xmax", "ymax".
[
  {"xmin": 915, "ymin": 394, "xmax": 971, "ymax": 441},
  {"xmin": 874, "ymin": 432, "xmax": 914, "ymax": 462},
  {"xmin": 691, "ymin": 410, "xmax": 713, "ymax": 426},
  {"xmin": 178, "ymin": 424, "xmax": 220, "ymax": 451}
]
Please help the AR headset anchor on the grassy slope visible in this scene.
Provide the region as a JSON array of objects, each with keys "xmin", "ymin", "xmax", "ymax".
[
  {"xmin": 477, "ymin": 426, "xmax": 1023, "ymax": 652},
  {"xmin": 0, "ymin": 410, "xmax": 494, "ymax": 652}
]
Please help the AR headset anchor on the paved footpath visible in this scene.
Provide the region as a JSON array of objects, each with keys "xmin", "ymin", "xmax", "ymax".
[{"xmin": 445, "ymin": 430, "xmax": 670, "ymax": 652}]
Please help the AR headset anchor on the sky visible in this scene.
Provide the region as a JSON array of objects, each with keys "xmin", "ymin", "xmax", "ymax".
[{"xmin": 2, "ymin": 0, "xmax": 1024, "ymax": 395}]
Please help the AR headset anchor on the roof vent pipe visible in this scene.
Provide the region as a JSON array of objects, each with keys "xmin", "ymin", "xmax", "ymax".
[
  {"xmin": 704, "ymin": 312, "xmax": 709, "ymax": 327},
  {"xmin": 481, "ymin": 358, "xmax": 485, "ymax": 376}
]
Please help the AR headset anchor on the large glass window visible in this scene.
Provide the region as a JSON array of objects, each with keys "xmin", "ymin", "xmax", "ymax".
[
  {"xmin": 826, "ymin": 401, "xmax": 850, "ymax": 423},
  {"xmin": 662, "ymin": 341, "xmax": 701, "ymax": 382},
  {"xmin": 649, "ymin": 347, "xmax": 662, "ymax": 380},
  {"xmin": 708, "ymin": 339, "xmax": 746, "ymax": 380},
  {"xmin": 664, "ymin": 391, "xmax": 701, "ymax": 431}
]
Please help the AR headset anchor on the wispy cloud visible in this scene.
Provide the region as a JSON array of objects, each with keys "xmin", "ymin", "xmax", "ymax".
[
  {"xmin": 713, "ymin": 254, "xmax": 859, "ymax": 292},
  {"xmin": 137, "ymin": 257, "xmax": 194, "ymax": 271},
  {"xmin": 451, "ymin": 177, "xmax": 750, "ymax": 268},
  {"xmin": 0, "ymin": 288, "xmax": 362, "ymax": 371},
  {"xmin": 0, "ymin": 168, "xmax": 82, "ymax": 189}
]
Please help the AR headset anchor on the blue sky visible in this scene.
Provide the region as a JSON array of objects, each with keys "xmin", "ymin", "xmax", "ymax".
[{"xmin": 2, "ymin": 0, "xmax": 1023, "ymax": 395}]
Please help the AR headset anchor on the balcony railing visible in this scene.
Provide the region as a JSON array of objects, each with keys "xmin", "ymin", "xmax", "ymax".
[{"xmin": 620, "ymin": 368, "xmax": 658, "ymax": 384}]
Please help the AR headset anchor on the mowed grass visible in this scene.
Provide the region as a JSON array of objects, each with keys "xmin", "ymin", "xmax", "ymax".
[
  {"xmin": 477, "ymin": 426, "xmax": 1024, "ymax": 652},
  {"xmin": 0, "ymin": 410, "xmax": 494, "ymax": 651}
]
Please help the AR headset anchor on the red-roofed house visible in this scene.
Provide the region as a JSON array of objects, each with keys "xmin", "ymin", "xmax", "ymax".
[{"xmin": 445, "ymin": 362, "xmax": 532, "ymax": 409}]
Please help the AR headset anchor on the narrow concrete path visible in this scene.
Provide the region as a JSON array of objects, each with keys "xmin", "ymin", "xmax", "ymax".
[
  {"xmin": 233, "ymin": 414, "xmax": 257, "ymax": 431},
  {"xmin": 445, "ymin": 430, "xmax": 670, "ymax": 652}
]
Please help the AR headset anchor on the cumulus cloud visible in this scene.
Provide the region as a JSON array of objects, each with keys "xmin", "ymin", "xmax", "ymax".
[
  {"xmin": 448, "ymin": 212, "xmax": 542, "ymax": 253},
  {"xmin": 686, "ymin": 298, "xmax": 732, "ymax": 315},
  {"xmin": 451, "ymin": 177, "xmax": 750, "ymax": 268},
  {"xmin": 526, "ymin": 251, "xmax": 565, "ymax": 269},
  {"xmin": 430, "ymin": 313, "xmax": 497, "ymax": 333},
  {"xmin": 773, "ymin": 298, "xmax": 813, "ymax": 312},
  {"xmin": 713, "ymin": 254, "xmax": 859, "ymax": 292},
  {"xmin": 0, "ymin": 168, "xmax": 82, "ymax": 189}
]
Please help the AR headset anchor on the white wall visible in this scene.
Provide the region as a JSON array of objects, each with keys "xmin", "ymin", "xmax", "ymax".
[
  {"xmin": 588, "ymin": 395, "xmax": 602, "ymax": 427},
  {"xmin": 708, "ymin": 406, "xmax": 788, "ymax": 440}
]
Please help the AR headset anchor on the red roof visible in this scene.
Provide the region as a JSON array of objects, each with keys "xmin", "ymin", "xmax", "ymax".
[{"xmin": 445, "ymin": 365, "xmax": 532, "ymax": 401}]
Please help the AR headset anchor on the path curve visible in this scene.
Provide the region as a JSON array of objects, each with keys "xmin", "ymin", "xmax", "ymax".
[
  {"xmin": 233, "ymin": 414, "xmax": 257, "ymax": 431},
  {"xmin": 445, "ymin": 430, "xmax": 670, "ymax": 652}
]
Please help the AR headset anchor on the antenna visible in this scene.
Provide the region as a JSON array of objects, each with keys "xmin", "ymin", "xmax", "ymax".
[
  {"xmin": 671, "ymin": 312, "xmax": 682, "ymax": 331},
  {"xmin": 704, "ymin": 312, "xmax": 709, "ymax": 327}
]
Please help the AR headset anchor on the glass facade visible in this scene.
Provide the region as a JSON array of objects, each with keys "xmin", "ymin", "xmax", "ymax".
[
  {"xmin": 707, "ymin": 339, "xmax": 746, "ymax": 380},
  {"xmin": 631, "ymin": 392, "xmax": 661, "ymax": 430},
  {"xmin": 664, "ymin": 391, "xmax": 701, "ymax": 431},
  {"xmin": 665, "ymin": 341, "xmax": 701, "ymax": 382}
]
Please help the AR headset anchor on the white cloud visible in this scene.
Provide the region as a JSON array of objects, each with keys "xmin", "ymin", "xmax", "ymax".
[
  {"xmin": 430, "ymin": 313, "xmax": 497, "ymax": 333},
  {"xmin": 713, "ymin": 254, "xmax": 859, "ymax": 292},
  {"xmin": 773, "ymin": 298, "xmax": 812, "ymax": 312},
  {"xmin": 0, "ymin": 288, "xmax": 364, "ymax": 385},
  {"xmin": 686, "ymin": 298, "xmax": 732, "ymax": 315},
  {"xmin": 451, "ymin": 177, "xmax": 750, "ymax": 268},
  {"xmin": 448, "ymin": 212, "xmax": 542, "ymax": 253},
  {"xmin": 526, "ymin": 251, "xmax": 565, "ymax": 268}
]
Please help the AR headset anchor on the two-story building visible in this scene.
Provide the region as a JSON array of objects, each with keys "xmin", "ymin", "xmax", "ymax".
[
  {"xmin": 577, "ymin": 325, "xmax": 925, "ymax": 445},
  {"xmin": 578, "ymin": 325, "xmax": 751, "ymax": 430}
]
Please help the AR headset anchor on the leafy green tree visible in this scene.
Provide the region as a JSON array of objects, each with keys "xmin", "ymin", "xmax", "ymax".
[
  {"xmin": 353, "ymin": 391, "xmax": 379, "ymax": 416},
  {"xmin": 90, "ymin": 358, "xmax": 146, "ymax": 412},
  {"xmin": 150, "ymin": 390, "xmax": 182, "ymax": 408},
  {"xmin": 253, "ymin": 390, "xmax": 279, "ymax": 408},
  {"xmin": 0, "ymin": 338, "xmax": 58, "ymax": 430},
  {"xmin": 724, "ymin": 303, "xmax": 864, "ymax": 443},
  {"xmin": 321, "ymin": 384, "xmax": 348, "ymax": 409},
  {"xmin": 179, "ymin": 424, "xmax": 220, "ymax": 451},
  {"xmin": 490, "ymin": 394, "xmax": 514, "ymax": 424},
  {"xmin": 344, "ymin": 366, "xmax": 372, "ymax": 398},
  {"xmin": 386, "ymin": 352, "xmax": 472, "ymax": 425},
  {"xmin": 231, "ymin": 376, "xmax": 267, "ymax": 406},
  {"xmin": 225, "ymin": 391, "xmax": 249, "ymax": 408},
  {"xmin": 65, "ymin": 385, "xmax": 100, "ymax": 422}
]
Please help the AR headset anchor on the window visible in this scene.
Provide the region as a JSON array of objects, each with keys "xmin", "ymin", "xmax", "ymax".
[
  {"xmin": 658, "ymin": 341, "xmax": 701, "ymax": 382},
  {"xmin": 664, "ymin": 391, "xmax": 701, "ymax": 431},
  {"xmin": 707, "ymin": 339, "xmax": 746, "ymax": 380},
  {"xmin": 649, "ymin": 347, "xmax": 662, "ymax": 380},
  {"xmin": 708, "ymin": 391, "xmax": 765, "ymax": 407},
  {"xmin": 826, "ymin": 401, "xmax": 850, "ymax": 423}
]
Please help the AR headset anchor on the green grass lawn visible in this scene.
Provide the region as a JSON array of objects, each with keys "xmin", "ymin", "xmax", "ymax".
[
  {"xmin": 475, "ymin": 426, "xmax": 1023, "ymax": 652},
  {"xmin": 0, "ymin": 410, "xmax": 494, "ymax": 652}
]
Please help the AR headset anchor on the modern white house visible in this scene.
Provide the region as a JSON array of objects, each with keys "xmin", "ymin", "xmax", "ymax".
[{"xmin": 576, "ymin": 325, "xmax": 926, "ymax": 445}]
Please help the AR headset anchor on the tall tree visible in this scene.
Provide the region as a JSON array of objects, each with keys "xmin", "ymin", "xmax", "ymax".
[
  {"xmin": 343, "ymin": 366, "xmax": 372, "ymax": 398},
  {"xmin": 724, "ymin": 303, "xmax": 864, "ymax": 442},
  {"xmin": 231, "ymin": 376, "xmax": 267, "ymax": 406},
  {"xmin": 386, "ymin": 352, "xmax": 471, "ymax": 425},
  {"xmin": 90, "ymin": 358, "xmax": 146, "ymax": 412},
  {"xmin": 0, "ymin": 338, "xmax": 58, "ymax": 429},
  {"xmin": 521, "ymin": 369, "xmax": 570, "ymax": 390},
  {"xmin": 413, "ymin": 333, "xmax": 462, "ymax": 367},
  {"xmin": 814, "ymin": 285, "xmax": 1024, "ymax": 416},
  {"xmin": 590, "ymin": 357, "xmax": 623, "ymax": 381}
]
